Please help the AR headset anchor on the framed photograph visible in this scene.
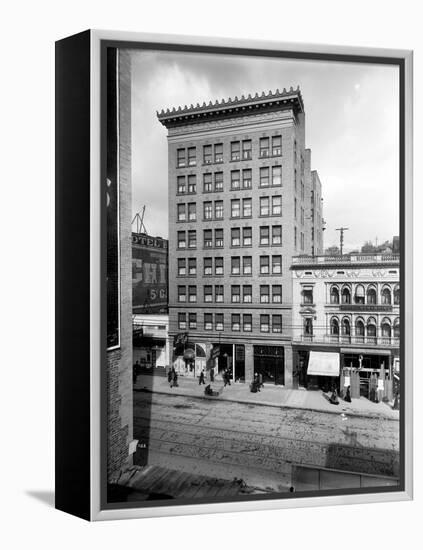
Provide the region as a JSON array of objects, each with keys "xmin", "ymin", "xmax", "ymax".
[{"xmin": 55, "ymin": 30, "xmax": 413, "ymax": 521}]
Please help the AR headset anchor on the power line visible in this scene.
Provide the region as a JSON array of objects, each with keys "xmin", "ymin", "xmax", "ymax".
[{"xmin": 335, "ymin": 227, "xmax": 349, "ymax": 255}]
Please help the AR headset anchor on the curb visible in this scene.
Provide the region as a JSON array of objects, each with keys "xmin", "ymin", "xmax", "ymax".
[{"xmin": 134, "ymin": 386, "xmax": 399, "ymax": 421}]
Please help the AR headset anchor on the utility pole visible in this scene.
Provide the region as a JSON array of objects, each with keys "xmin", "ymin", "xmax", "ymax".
[{"xmin": 335, "ymin": 227, "xmax": 349, "ymax": 256}]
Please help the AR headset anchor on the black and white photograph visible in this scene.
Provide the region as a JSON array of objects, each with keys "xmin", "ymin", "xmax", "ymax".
[{"xmin": 104, "ymin": 42, "xmax": 405, "ymax": 508}]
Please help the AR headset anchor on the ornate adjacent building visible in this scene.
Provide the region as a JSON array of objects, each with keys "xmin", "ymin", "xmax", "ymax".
[
  {"xmin": 291, "ymin": 253, "xmax": 400, "ymax": 396},
  {"xmin": 158, "ymin": 88, "xmax": 324, "ymax": 387}
]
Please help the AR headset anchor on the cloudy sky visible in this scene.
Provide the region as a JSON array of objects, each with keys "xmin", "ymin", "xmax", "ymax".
[{"xmin": 129, "ymin": 49, "xmax": 399, "ymax": 251}]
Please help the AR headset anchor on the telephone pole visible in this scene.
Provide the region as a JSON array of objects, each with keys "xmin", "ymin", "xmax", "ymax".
[{"xmin": 335, "ymin": 227, "xmax": 349, "ymax": 256}]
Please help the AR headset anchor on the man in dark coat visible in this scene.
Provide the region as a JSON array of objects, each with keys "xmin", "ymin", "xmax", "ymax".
[{"xmin": 199, "ymin": 369, "xmax": 205, "ymax": 385}]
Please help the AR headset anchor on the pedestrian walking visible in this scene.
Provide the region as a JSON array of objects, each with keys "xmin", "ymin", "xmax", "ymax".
[
  {"xmin": 172, "ymin": 370, "xmax": 179, "ymax": 388},
  {"xmin": 199, "ymin": 369, "xmax": 205, "ymax": 385},
  {"xmin": 329, "ymin": 388, "xmax": 339, "ymax": 405},
  {"xmin": 258, "ymin": 372, "xmax": 263, "ymax": 388},
  {"xmin": 223, "ymin": 368, "xmax": 230, "ymax": 387},
  {"xmin": 167, "ymin": 367, "xmax": 173, "ymax": 385},
  {"xmin": 210, "ymin": 367, "xmax": 214, "ymax": 382},
  {"xmin": 344, "ymin": 385, "xmax": 352, "ymax": 402}
]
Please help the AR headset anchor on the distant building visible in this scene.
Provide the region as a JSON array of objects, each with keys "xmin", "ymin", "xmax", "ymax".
[
  {"xmin": 133, "ymin": 314, "xmax": 170, "ymax": 370},
  {"xmin": 158, "ymin": 88, "xmax": 324, "ymax": 386},
  {"xmin": 291, "ymin": 253, "xmax": 400, "ymax": 399},
  {"xmin": 132, "ymin": 232, "xmax": 168, "ymax": 314}
]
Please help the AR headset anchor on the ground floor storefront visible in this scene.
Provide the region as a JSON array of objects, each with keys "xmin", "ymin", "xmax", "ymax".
[
  {"xmin": 293, "ymin": 345, "xmax": 399, "ymax": 400},
  {"xmin": 171, "ymin": 338, "xmax": 293, "ymax": 387}
]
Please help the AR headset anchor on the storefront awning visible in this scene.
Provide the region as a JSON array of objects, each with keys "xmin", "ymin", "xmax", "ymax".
[{"xmin": 307, "ymin": 351, "xmax": 340, "ymax": 377}]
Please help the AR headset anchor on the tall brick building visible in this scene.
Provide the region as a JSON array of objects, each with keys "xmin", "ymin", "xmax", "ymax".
[{"xmin": 158, "ymin": 88, "xmax": 324, "ymax": 387}]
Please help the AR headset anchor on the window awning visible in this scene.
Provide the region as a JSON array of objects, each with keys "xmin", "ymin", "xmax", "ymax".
[{"xmin": 307, "ymin": 351, "xmax": 340, "ymax": 377}]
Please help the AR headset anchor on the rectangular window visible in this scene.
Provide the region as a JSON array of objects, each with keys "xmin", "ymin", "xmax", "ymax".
[
  {"xmin": 178, "ymin": 258, "xmax": 186, "ymax": 276},
  {"xmin": 178, "ymin": 285, "xmax": 186, "ymax": 302},
  {"xmin": 243, "ymin": 227, "xmax": 252, "ymax": 246},
  {"xmin": 272, "ymin": 314, "xmax": 282, "ymax": 333},
  {"xmin": 243, "ymin": 314, "xmax": 252, "ymax": 332},
  {"xmin": 260, "ymin": 167, "xmax": 270, "ymax": 187},
  {"xmin": 243, "ymin": 256, "xmax": 252, "ymax": 275},
  {"xmin": 204, "ymin": 313, "xmax": 213, "ymax": 330},
  {"xmin": 214, "ymin": 143, "xmax": 223, "ymax": 163},
  {"xmin": 188, "ymin": 174, "xmax": 196, "ymax": 194},
  {"xmin": 260, "ymin": 226, "xmax": 270, "ymax": 246},
  {"xmin": 272, "ymin": 225, "xmax": 282, "ymax": 245},
  {"xmin": 260, "ymin": 285, "xmax": 270, "ymax": 303},
  {"xmin": 272, "ymin": 195, "xmax": 282, "ymax": 215},
  {"xmin": 203, "ymin": 173, "xmax": 212, "ymax": 193},
  {"xmin": 203, "ymin": 144, "xmax": 212, "ymax": 164},
  {"xmin": 177, "ymin": 148, "xmax": 186, "ymax": 167},
  {"xmin": 188, "ymin": 230, "xmax": 196, "ymax": 248},
  {"xmin": 189, "ymin": 312, "xmax": 197, "ymax": 329},
  {"xmin": 231, "ymin": 141, "xmax": 240, "ymax": 161},
  {"xmin": 272, "ymin": 136, "xmax": 282, "ymax": 156},
  {"xmin": 260, "ymin": 314, "xmax": 270, "ymax": 333},
  {"xmin": 214, "ymin": 200, "xmax": 224, "ymax": 219},
  {"xmin": 242, "ymin": 139, "xmax": 252, "ymax": 160},
  {"xmin": 215, "ymin": 313, "xmax": 224, "ymax": 331},
  {"xmin": 272, "ymin": 165, "xmax": 282, "ymax": 186},
  {"xmin": 242, "ymin": 198, "xmax": 252, "ymax": 217},
  {"xmin": 203, "ymin": 201, "xmax": 212, "ymax": 220},
  {"xmin": 188, "ymin": 202, "xmax": 196, "ymax": 221},
  {"xmin": 231, "ymin": 170, "xmax": 240, "ymax": 190},
  {"xmin": 301, "ymin": 232, "xmax": 304, "ymax": 251},
  {"xmin": 188, "ymin": 147, "xmax": 196, "ymax": 166},
  {"xmin": 177, "ymin": 231, "xmax": 186, "ymax": 249},
  {"xmin": 231, "ymin": 256, "xmax": 240, "ymax": 275},
  {"xmin": 260, "ymin": 196, "xmax": 270, "ymax": 216},
  {"xmin": 214, "ymin": 229, "xmax": 223, "ymax": 248},
  {"xmin": 178, "ymin": 312, "xmax": 187, "ymax": 330},
  {"xmin": 243, "ymin": 285, "xmax": 252, "ymax": 303},
  {"xmin": 232, "ymin": 314, "xmax": 241, "ymax": 332},
  {"xmin": 231, "ymin": 227, "xmax": 240, "ymax": 247},
  {"xmin": 214, "ymin": 171, "xmax": 223, "ymax": 192},
  {"xmin": 203, "ymin": 229, "xmax": 212, "ymax": 248},
  {"xmin": 204, "ymin": 285, "xmax": 213, "ymax": 302},
  {"xmin": 177, "ymin": 175, "xmax": 186, "ymax": 194},
  {"xmin": 260, "ymin": 255, "xmax": 270, "ymax": 274},
  {"xmin": 203, "ymin": 257, "xmax": 212, "ymax": 275},
  {"xmin": 272, "ymin": 285, "xmax": 282, "ymax": 303},
  {"xmin": 177, "ymin": 203, "xmax": 186, "ymax": 222},
  {"xmin": 215, "ymin": 257, "xmax": 224, "ymax": 275},
  {"xmin": 215, "ymin": 285, "xmax": 224, "ymax": 303},
  {"xmin": 294, "ymin": 198, "xmax": 297, "ymax": 219},
  {"xmin": 242, "ymin": 169, "xmax": 252, "ymax": 189},
  {"xmin": 231, "ymin": 199, "xmax": 240, "ymax": 218},
  {"xmin": 188, "ymin": 257, "xmax": 196, "ymax": 275},
  {"xmin": 272, "ymin": 255, "xmax": 282, "ymax": 274},
  {"xmin": 231, "ymin": 285, "xmax": 240, "ymax": 303},
  {"xmin": 303, "ymin": 288, "xmax": 313, "ymax": 304},
  {"xmin": 294, "ymin": 227, "xmax": 297, "ymax": 249},
  {"xmin": 188, "ymin": 285, "xmax": 197, "ymax": 303},
  {"xmin": 259, "ymin": 137, "xmax": 270, "ymax": 157}
]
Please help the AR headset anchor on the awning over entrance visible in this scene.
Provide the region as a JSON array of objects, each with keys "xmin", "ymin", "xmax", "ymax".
[{"xmin": 307, "ymin": 351, "xmax": 340, "ymax": 377}]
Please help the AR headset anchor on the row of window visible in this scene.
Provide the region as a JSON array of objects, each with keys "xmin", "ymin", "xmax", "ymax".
[
  {"xmin": 328, "ymin": 316, "xmax": 400, "ymax": 338},
  {"xmin": 176, "ymin": 254, "xmax": 283, "ymax": 280},
  {"xmin": 176, "ymin": 166, "xmax": 282, "ymax": 195},
  {"xmin": 178, "ymin": 312, "xmax": 283, "ymax": 333},
  {"xmin": 176, "ymin": 137, "xmax": 282, "ymax": 168},
  {"xmin": 177, "ymin": 284, "xmax": 283, "ymax": 303},
  {"xmin": 329, "ymin": 285, "xmax": 400, "ymax": 305},
  {"xmin": 176, "ymin": 196, "xmax": 283, "ymax": 222},
  {"xmin": 177, "ymin": 228, "xmax": 302, "ymax": 251}
]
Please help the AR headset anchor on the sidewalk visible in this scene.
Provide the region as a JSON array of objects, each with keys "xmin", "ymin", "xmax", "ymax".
[{"xmin": 134, "ymin": 373, "xmax": 399, "ymax": 420}]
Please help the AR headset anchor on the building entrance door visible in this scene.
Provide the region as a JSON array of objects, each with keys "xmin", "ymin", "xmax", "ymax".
[{"xmin": 253, "ymin": 346, "xmax": 285, "ymax": 385}]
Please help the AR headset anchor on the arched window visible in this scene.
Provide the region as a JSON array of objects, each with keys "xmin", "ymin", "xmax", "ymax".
[
  {"xmin": 355, "ymin": 319, "xmax": 365, "ymax": 342},
  {"xmin": 354, "ymin": 284, "xmax": 365, "ymax": 304},
  {"xmin": 381, "ymin": 319, "xmax": 392, "ymax": 343},
  {"xmin": 381, "ymin": 287, "xmax": 392, "ymax": 305},
  {"xmin": 394, "ymin": 285, "xmax": 400, "ymax": 305},
  {"xmin": 341, "ymin": 318, "xmax": 351, "ymax": 338},
  {"xmin": 330, "ymin": 286, "xmax": 339, "ymax": 304},
  {"xmin": 304, "ymin": 318, "xmax": 313, "ymax": 337},
  {"xmin": 367, "ymin": 286, "xmax": 377, "ymax": 305},
  {"xmin": 394, "ymin": 318, "xmax": 400, "ymax": 339},
  {"xmin": 330, "ymin": 317, "xmax": 339, "ymax": 336},
  {"xmin": 342, "ymin": 287, "xmax": 351, "ymax": 304},
  {"xmin": 367, "ymin": 318, "xmax": 377, "ymax": 342}
]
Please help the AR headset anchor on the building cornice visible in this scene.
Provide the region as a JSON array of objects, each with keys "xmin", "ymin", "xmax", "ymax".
[{"xmin": 157, "ymin": 87, "xmax": 304, "ymax": 128}]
